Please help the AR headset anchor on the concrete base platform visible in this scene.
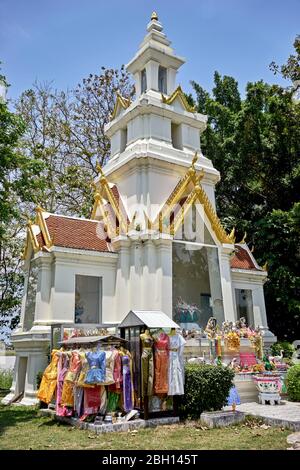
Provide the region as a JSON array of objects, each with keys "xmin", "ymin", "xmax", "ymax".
[
  {"xmin": 225, "ymin": 400, "xmax": 300, "ymax": 431},
  {"xmin": 200, "ymin": 410, "xmax": 245, "ymax": 428},
  {"xmin": 39, "ymin": 409, "xmax": 179, "ymax": 433}
]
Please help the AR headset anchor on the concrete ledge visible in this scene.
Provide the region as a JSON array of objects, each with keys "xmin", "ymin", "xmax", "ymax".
[
  {"xmin": 250, "ymin": 416, "xmax": 300, "ymax": 432},
  {"xmin": 200, "ymin": 410, "xmax": 245, "ymax": 428},
  {"xmin": 228, "ymin": 401, "xmax": 300, "ymax": 431},
  {"xmin": 39, "ymin": 409, "xmax": 179, "ymax": 433}
]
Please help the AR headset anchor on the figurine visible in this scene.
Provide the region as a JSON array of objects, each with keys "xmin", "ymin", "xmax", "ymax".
[
  {"xmin": 269, "ymin": 350, "xmax": 284, "ymax": 363},
  {"xmin": 205, "ymin": 317, "xmax": 217, "ymax": 339}
]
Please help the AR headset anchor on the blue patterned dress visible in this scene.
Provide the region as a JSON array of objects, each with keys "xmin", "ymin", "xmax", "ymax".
[{"xmin": 85, "ymin": 350, "xmax": 106, "ymax": 384}]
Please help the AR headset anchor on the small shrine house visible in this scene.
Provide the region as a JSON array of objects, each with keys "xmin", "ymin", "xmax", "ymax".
[{"xmin": 3, "ymin": 13, "xmax": 275, "ymax": 406}]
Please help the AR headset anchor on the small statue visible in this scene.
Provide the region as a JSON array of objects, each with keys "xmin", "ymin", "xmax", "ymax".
[
  {"xmin": 235, "ymin": 317, "xmax": 247, "ymax": 329},
  {"xmin": 205, "ymin": 317, "xmax": 217, "ymax": 339}
]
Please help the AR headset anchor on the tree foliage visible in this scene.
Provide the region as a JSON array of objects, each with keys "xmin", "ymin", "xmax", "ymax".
[
  {"xmin": 0, "ymin": 66, "xmax": 134, "ymax": 342},
  {"xmin": 0, "ymin": 71, "xmax": 45, "ymax": 339},
  {"xmin": 15, "ymin": 66, "xmax": 134, "ymax": 217},
  {"xmin": 190, "ymin": 38, "xmax": 300, "ymax": 339}
]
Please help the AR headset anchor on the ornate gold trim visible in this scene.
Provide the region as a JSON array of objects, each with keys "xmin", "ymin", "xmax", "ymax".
[
  {"xmin": 171, "ymin": 190, "xmax": 198, "ymax": 235},
  {"xmin": 262, "ymin": 261, "xmax": 268, "ymax": 272},
  {"xmin": 229, "ymin": 227, "xmax": 236, "ymax": 244},
  {"xmin": 91, "ymin": 191, "xmax": 102, "ymax": 220},
  {"xmin": 161, "ymin": 85, "xmax": 196, "ymax": 113},
  {"xmin": 194, "ymin": 184, "xmax": 234, "ymax": 243},
  {"xmin": 21, "ymin": 232, "xmax": 30, "ymax": 260},
  {"xmin": 92, "ymin": 189, "xmax": 117, "ymax": 238},
  {"xmin": 96, "ymin": 164, "xmax": 128, "ymax": 234},
  {"xmin": 155, "ymin": 159, "xmax": 235, "ymax": 243},
  {"xmin": 110, "ymin": 93, "xmax": 131, "ymax": 121},
  {"xmin": 35, "ymin": 206, "xmax": 53, "ymax": 249},
  {"xmin": 27, "ymin": 221, "xmax": 40, "ymax": 253},
  {"xmin": 238, "ymin": 232, "xmax": 247, "ymax": 244},
  {"xmin": 152, "ymin": 164, "xmax": 197, "ymax": 231}
]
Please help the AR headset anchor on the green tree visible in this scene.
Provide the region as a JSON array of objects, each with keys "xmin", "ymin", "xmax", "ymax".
[
  {"xmin": 0, "ymin": 66, "xmax": 134, "ymax": 342},
  {"xmin": 0, "ymin": 70, "xmax": 44, "ymax": 339},
  {"xmin": 190, "ymin": 37, "xmax": 300, "ymax": 340},
  {"xmin": 15, "ymin": 66, "xmax": 134, "ymax": 217}
]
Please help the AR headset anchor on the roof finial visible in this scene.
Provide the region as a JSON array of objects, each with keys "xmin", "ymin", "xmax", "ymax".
[{"xmin": 151, "ymin": 11, "xmax": 158, "ymax": 21}]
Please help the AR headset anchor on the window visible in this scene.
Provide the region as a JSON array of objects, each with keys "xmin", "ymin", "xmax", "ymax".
[
  {"xmin": 75, "ymin": 275, "xmax": 102, "ymax": 324},
  {"xmin": 120, "ymin": 127, "xmax": 127, "ymax": 153},
  {"xmin": 172, "ymin": 242, "xmax": 224, "ymax": 330},
  {"xmin": 158, "ymin": 66, "xmax": 167, "ymax": 94},
  {"xmin": 171, "ymin": 122, "xmax": 183, "ymax": 150},
  {"xmin": 23, "ymin": 263, "xmax": 38, "ymax": 331},
  {"xmin": 235, "ymin": 289, "xmax": 254, "ymax": 326},
  {"xmin": 141, "ymin": 69, "xmax": 147, "ymax": 93}
]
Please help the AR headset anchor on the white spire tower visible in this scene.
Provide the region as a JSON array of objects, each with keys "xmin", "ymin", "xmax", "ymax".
[{"xmin": 102, "ymin": 12, "xmax": 220, "ymax": 223}]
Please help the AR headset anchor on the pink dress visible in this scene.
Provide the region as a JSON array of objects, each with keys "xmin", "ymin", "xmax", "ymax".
[
  {"xmin": 154, "ymin": 333, "xmax": 170, "ymax": 395},
  {"xmin": 56, "ymin": 353, "xmax": 72, "ymax": 417}
]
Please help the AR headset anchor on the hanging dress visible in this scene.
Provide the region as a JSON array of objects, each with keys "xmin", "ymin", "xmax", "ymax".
[
  {"xmin": 85, "ymin": 350, "xmax": 106, "ymax": 385},
  {"xmin": 56, "ymin": 353, "xmax": 71, "ymax": 417},
  {"xmin": 108, "ymin": 350, "xmax": 123, "ymax": 393},
  {"xmin": 101, "ymin": 350, "xmax": 115, "ymax": 385},
  {"xmin": 122, "ymin": 355, "xmax": 133, "ymax": 412},
  {"xmin": 82, "ymin": 386, "xmax": 102, "ymax": 416},
  {"xmin": 61, "ymin": 351, "xmax": 82, "ymax": 408},
  {"xmin": 37, "ymin": 350, "xmax": 59, "ymax": 404},
  {"xmin": 168, "ymin": 333, "xmax": 186, "ymax": 396},
  {"xmin": 73, "ymin": 352, "xmax": 87, "ymax": 418},
  {"xmin": 154, "ymin": 332, "xmax": 170, "ymax": 395},
  {"xmin": 140, "ymin": 334, "xmax": 154, "ymax": 398}
]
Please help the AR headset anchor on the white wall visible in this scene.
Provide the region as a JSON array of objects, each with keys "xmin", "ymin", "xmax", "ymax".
[
  {"xmin": 231, "ymin": 271, "xmax": 268, "ymax": 328},
  {"xmin": 28, "ymin": 250, "xmax": 119, "ymax": 327}
]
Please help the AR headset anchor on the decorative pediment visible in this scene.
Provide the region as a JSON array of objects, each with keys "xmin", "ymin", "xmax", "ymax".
[
  {"xmin": 161, "ymin": 85, "xmax": 196, "ymax": 113},
  {"xmin": 91, "ymin": 163, "xmax": 129, "ymax": 236},
  {"xmin": 22, "ymin": 221, "xmax": 41, "ymax": 260},
  {"xmin": 110, "ymin": 93, "xmax": 131, "ymax": 121},
  {"xmin": 91, "ymin": 156, "xmax": 235, "ymax": 245},
  {"xmin": 150, "ymin": 153, "xmax": 235, "ymax": 244}
]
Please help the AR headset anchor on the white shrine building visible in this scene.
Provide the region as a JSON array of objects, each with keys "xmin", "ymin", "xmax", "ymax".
[{"xmin": 3, "ymin": 13, "xmax": 275, "ymax": 406}]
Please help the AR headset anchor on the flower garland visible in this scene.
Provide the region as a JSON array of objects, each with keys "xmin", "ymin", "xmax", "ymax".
[{"xmin": 225, "ymin": 331, "xmax": 240, "ymax": 351}]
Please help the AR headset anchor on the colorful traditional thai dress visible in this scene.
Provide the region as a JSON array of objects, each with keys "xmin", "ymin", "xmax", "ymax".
[
  {"xmin": 107, "ymin": 391, "xmax": 120, "ymax": 412},
  {"xmin": 140, "ymin": 334, "xmax": 154, "ymax": 397},
  {"xmin": 56, "ymin": 353, "xmax": 71, "ymax": 416},
  {"xmin": 122, "ymin": 355, "xmax": 133, "ymax": 412},
  {"xmin": 73, "ymin": 352, "xmax": 88, "ymax": 417},
  {"xmin": 85, "ymin": 350, "xmax": 106, "ymax": 385},
  {"xmin": 82, "ymin": 386, "xmax": 102, "ymax": 416},
  {"xmin": 168, "ymin": 333, "xmax": 186, "ymax": 396},
  {"xmin": 37, "ymin": 350, "xmax": 59, "ymax": 404},
  {"xmin": 101, "ymin": 350, "xmax": 115, "ymax": 385},
  {"xmin": 112, "ymin": 349, "xmax": 122, "ymax": 389},
  {"xmin": 61, "ymin": 351, "xmax": 82, "ymax": 407},
  {"xmin": 154, "ymin": 332, "xmax": 170, "ymax": 395}
]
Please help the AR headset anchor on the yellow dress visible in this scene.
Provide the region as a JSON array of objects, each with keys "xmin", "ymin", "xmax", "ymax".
[
  {"xmin": 37, "ymin": 350, "xmax": 59, "ymax": 404},
  {"xmin": 61, "ymin": 351, "xmax": 82, "ymax": 407}
]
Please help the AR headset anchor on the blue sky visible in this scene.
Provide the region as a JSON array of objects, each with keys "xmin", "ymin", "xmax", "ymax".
[{"xmin": 0, "ymin": 0, "xmax": 299, "ymax": 101}]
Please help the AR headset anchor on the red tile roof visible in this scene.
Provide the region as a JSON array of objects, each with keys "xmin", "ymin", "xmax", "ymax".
[
  {"xmin": 230, "ymin": 246, "xmax": 259, "ymax": 270},
  {"xmin": 38, "ymin": 215, "xmax": 113, "ymax": 253}
]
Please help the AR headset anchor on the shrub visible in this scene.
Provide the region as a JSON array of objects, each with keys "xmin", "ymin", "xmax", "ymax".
[
  {"xmin": 271, "ymin": 341, "xmax": 295, "ymax": 359},
  {"xmin": 286, "ymin": 364, "xmax": 300, "ymax": 401},
  {"xmin": 0, "ymin": 369, "xmax": 13, "ymax": 390},
  {"xmin": 180, "ymin": 364, "xmax": 235, "ymax": 419}
]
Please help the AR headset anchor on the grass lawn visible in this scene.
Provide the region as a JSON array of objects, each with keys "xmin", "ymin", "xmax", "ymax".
[{"xmin": 0, "ymin": 394, "xmax": 290, "ymax": 450}]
